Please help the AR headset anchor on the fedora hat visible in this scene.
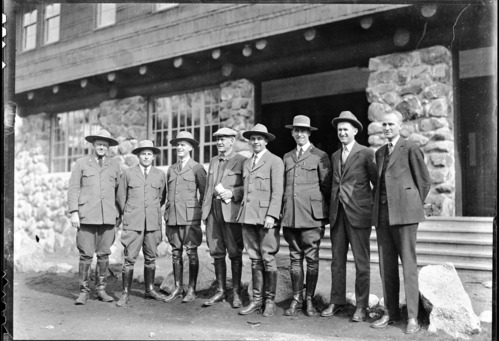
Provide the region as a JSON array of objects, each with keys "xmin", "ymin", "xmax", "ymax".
[
  {"xmin": 331, "ymin": 111, "xmax": 363, "ymax": 133},
  {"xmin": 85, "ymin": 129, "xmax": 119, "ymax": 146},
  {"xmin": 169, "ymin": 131, "xmax": 200, "ymax": 148},
  {"xmin": 132, "ymin": 140, "xmax": 160, "ymax": 155},
  {"xmin": 213, "ymin": 127, "xmax": 238, "ymax": 137},
  {"xmin": 242, "ymin": 124, "xmax": 276, "ymax": 141},
  {"xmin": 285, "ymin": 115, "xmax": 317, "ymax": 131}
]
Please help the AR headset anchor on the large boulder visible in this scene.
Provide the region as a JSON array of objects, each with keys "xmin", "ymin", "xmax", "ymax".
[{"xmin": 419, "ymin": 263, "xmax": 481, "ymax": 339}]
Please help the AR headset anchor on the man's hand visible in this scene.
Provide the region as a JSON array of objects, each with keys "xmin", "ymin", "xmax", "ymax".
[
  {"xmin": 263, "ymin": 216, "xmax": 275, "ymax": 229},
  {"xmin": 219, "ymin": 189, "xmax": 233, "ymax": 201},
  {"xmin": 70, "ymin": 212, "xmax": 80, "ymax": 229}
]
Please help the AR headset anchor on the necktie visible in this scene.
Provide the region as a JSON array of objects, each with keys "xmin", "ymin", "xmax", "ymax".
[
  {"xmin": 252, "ymin": 155, "xmax": 258, "ymax": 168},
  {"xmin": 98, "ymin": 156, "xmax": 103, "ymax": 167},
  {"xmin": 342, "ymin": 147, "xmax": 349, "ymax": 165},
  {"xmin": 388, "ymin": 142, "xmax": 394, "ymax": 155},
  {"xmin": 297, "ymin": 147, "xmax": 303, "ymax": 159},
  {"xmin": 144, "ymin": 167, "xmax": 148, "ymax": 180}
]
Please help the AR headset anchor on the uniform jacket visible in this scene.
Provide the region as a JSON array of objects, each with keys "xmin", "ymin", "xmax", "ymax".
[
  {"xmin": 164, "ymin": 158, "xmax": 207, "ymax": 226},
  {"xmin": 116, "ymin": 165, "xmax": 167, "ymax": 231},
  {"xmin": 330, "ymin": 141, "xmax": 377, "ymax": 228},
  {"xmin": 237, "ymin": 150, "xmax": 284, "ymax": 226},
  {"xmin": 68, "ymin": 155, "xmax": 121, "ymax": 225},
  {"xmin": 201, "ymin": 150, "xmax": 247, "ymax": 223},
  {"xmin": 372, "ymin": 139, "xmax": 431, "ymax": 226},
  {"xmin": 281, "ymin": 144, "xmax": 332, "ymax": 228}
]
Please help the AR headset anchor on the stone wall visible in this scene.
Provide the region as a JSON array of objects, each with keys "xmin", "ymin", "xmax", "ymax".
[
  {"xmin": 14, "ymin": 80, "xmax": 255, "ymax": 264},
  {"xmin": 366, "ymin": 46, "xmax": 455, "ymax": 216}
]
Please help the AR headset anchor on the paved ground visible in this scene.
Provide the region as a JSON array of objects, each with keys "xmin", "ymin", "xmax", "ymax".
[{"xmin": 9, "ymin": 251, "xmax": 494, "ymax": 340}]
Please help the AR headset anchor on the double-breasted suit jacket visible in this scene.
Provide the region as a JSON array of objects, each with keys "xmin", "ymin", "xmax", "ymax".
[
  {"xmin": 372, "ymin": 139, "xmax": 431, "ymax": 227},
  {"xmin": 117, "ymin": 165, "xmax": 166, "ymax": 231},
  {"xmin": 164, "ymin": 159, "xmax": 207, "ymax": 226},
  {"xmin": 68, "ymin": 155, "xmax": 121, "ymax": 225},
  {"xmin": 330, "ymin": 142, "xmax": 378, "ymax": 228},
  {"xmin": 281, "ymin": 145, "xmax": 332, "ymax": 228},
  {"xmin": 201, "ymin": 151, "xmax": 247, "ymax": 223},
  {"xmin": 237, "ymin": 151, "xmax": 284, "ymax": 225}
]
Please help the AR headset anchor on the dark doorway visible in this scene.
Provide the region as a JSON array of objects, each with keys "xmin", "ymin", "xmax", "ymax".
[
  {"xmin": 459, "ymin": 76, "xmax": 497, "ymax": 217},
  {"xmin": 261, "ymin": 92, "xmax": 370, "ymax": 158}
]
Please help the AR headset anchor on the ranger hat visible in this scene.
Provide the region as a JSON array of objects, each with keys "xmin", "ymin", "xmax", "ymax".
[
  {"xmin": 242, "ymin": 123, "xmax": 276, "ymax": 141},
  {"xmin": 132, "ymin": 140, "xmax": 160, "ymax": 155},
  {"xmin": 85, "ymin": 129, "xmax": 119, "ymax": 146},
  {"xmin": 169, "ymin": 131, "xmax": 200, "ymax": 148},
  {"xmin": 285, "ymin": 115, "xmax": 318, "ymax": 131},
  {"xmin": 331, "ymin": 111, "xmax": 363, "ymax": 133}
]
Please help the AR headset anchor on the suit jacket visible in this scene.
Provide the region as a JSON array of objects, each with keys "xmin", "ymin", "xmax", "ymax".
[
  {"xmin": 201, "ymin": 150, "xmax": 247, "ymax": 223},
  {"xmin": 281, "ymin": 144, "xmax": 332, "ymax": 228},
  {"xmin": 237, "ymin": 150, "xmax": 284, "ymax": 226},
  {"xmin": 116, "ymin": 165, "xmax": 167, "ymax": 231},
  {"xmin": 330, "ymin": 141, "xmax": 377, "ymax": 228},
  {"xmin": 68, "ymin": 155, "xmax": 121, "ymax": 225},
  {"xmin": 372, "ymin": 139, "xmax": 431, "ymax": 226},
  {"xmin": 164, "ymin": 158, "xmax": 207, "ymax": 226}
]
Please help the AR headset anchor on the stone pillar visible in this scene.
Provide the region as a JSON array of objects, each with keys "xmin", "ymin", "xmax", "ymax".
[{"xmin": 366, "ymin": 46, "xmax": 455, "ymax": 216}]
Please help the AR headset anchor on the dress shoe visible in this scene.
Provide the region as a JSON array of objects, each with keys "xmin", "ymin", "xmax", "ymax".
[
  {"xmin": 262, "ymin": 300, "xmax": 276, "ymax": 317},
  {"xmin": 203, "ymin": 290, "xmax": 227, "ymax": 306},
  {"xmin": 238, "ymin": 300, "xmax": 262, "ymax": 315},
  {"xmin": 351, "ymin": 307, "xmax": 367, "ymax": 322},
  {"xmin": 320, "ymin": 304, "xmax": 346, "ymax": 317},
  {"xmin": 370, "ymin": 314, "xmax": 399, "ymax": 329},
  {"xmin": 304, "ymin": 298, "xmax": 317, "ymax": 317},
  {"xmin": 405, "ymin": 318, "xmax": 421, "ymax": 334},
  {"xmin": 231, "ymin": 291, "xmax": 242, "ymax": 308}
]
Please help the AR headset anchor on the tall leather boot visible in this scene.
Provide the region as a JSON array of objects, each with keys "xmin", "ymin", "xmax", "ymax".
[
  {"xmin": 116, "ymin": 268, "xmax": 133, "ymax": 307},
  {"xmin": 231, "ymin": 257, "xmax": 243, "ymax": 308},
  {"xmin": 96, "ymin": 260, "xmax": 114, "ymax": 302},
  {"xmin": 75, "ymin": 262, "xmax": 91, "ymax": 305},
  {"xmin": 239, "ymin": 261, "xmax": 264, "ymax": 315},
  {"xmin": 203, "ymin": 258, "xmax": 227, "ymax": 306},
  {"xmin": 284, "ymin": 269, "xmax": 304, "ymax": 316},
  {"xmin": 144, "ymin": 267, "xmax": 167, "ymax": 301},
  {"xmin": 164, "ymin": 255, "xmax": 184, "ymax": 302},
  {"xmin": 262, "ymin": 270, "xmax": 278, "ymax": 317},
  {"xmin": 182, "ymin": 253, "xmax": 199, "ymax": 303},
  {"xmin": 304, "ymin": 270, "xmax": 319, "ymax": 316}
]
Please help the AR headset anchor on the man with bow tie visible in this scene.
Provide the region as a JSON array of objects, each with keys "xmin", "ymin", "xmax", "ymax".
[
  {"xmin": 116, "ymin": 140, "xmax": 168, "ymax": 306},
  {"xmin": 163, "ymin": 131, "xmax": 207, "ymax": 303},
  {"xmin": 201, "ymin": 128, "xmax": 247, "ymax": 308},
  {"xmin": 322, "ymin": 111, "xmax": 377, "ymax": 323},
  {"xmin": 281, "ymin": 115, "xmax": 332, "ymax": 317},
  {"xmin": 68, "ymin": 129, "xmax": 121, "ymax": 305}
]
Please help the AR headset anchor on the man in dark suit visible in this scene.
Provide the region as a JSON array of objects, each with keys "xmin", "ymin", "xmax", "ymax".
[
  {"xmin": 281, "ymin": 115, "xmax": 332, "ymax": 317},
  {"xmin": 321, "ymin": 111, "xmax": 377, "ymax": 322},
  {"xmin": 237, "ymin": 124, "xmax": 284, "ymax": 317},
  {"xmin": 201, "ymin": 128, "xmax": 247, "ymax": 308},
  {"xmin": 370, "ymin": 111, "xmax": 430, "ymax": 334},
  {"xmin": 163, "ymin": 131, "xmax": 206, "ymax": 303},
  {"xmin": 68, "ymin": 129, "xmax": 121, "ymax": 305},
  {"xmin": 116, "ymin": 140, "xmax": 167, "ymax": 306}
]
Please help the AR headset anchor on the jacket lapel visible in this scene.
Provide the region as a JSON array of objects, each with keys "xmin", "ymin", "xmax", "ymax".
[
  {"xmin": 342, "ymin": 142, "xmax": 361, "ymax": 174},
  {"xmin": 251, "ymin": 151, "xmax": 270, "ymax": 172},
  {"xmin": 178, "ymin": 159, "xmax": 194, "ymax": 175},
  {"xmin": 387, "ymin": 139, "xmax": 404, "ymax": 169}
]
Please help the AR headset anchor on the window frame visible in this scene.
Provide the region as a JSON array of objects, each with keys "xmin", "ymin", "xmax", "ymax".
[
  {"xmin": 43, "ymin": 3, "xmax": 61, "ymax": 45},
  {"xmin": 22, "ymin": 8, "xmax": 38, "ymax": 51},
  {"xmin": 95, "ymin": 3, "xmax": 116, "ymax": 29}
]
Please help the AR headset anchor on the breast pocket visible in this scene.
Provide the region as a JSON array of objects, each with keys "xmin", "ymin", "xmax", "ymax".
[
  {"xmin": 150, "ymin": 182, "xmax": 163, "ymax": 200},
  {"xmin": 183, "ymin": 174, "xmax": 197, "ymax": 190},
  {"xmin": 227, "ymin": 170, "xmax": 242, "ymax": 186},
  {"xmin": 128, "ymin": 181, "xmax": 142, "ymax": 198},
  {"xmin": 82, "ymin": 170, "xmax": 96, "ymax": 186},
  {"xmin": 255, "ymin": 174, "xmax": 270, "ymax": 191},
  {"xmin": 302, "ymin": 163, "xmax": 319, "ymax": 183}
]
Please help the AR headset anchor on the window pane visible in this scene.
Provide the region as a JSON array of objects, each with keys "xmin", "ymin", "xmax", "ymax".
[
  {"xmin": 97, "ymin": 3, "xmax": 116, "ymax": 27},
  {"xmin": 156, "ymin": 3, "xmax": 178, "ymax": 11}
]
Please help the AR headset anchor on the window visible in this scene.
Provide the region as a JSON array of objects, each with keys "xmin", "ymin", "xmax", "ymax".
[
  {"xmin": 51, "ymin": 109, "xmax": 102, "ymax": 172},
  {"xmin": 22, "ymin": 9, "xmax": 37, "ymax": 51},
  {"xmin": 44, "ymin": 3, "xmax": 60, "ymax": 44},
  {"xmin": 96, "ymin": 3, "xmax": 116, "ymax": 28},
  {"xmin": 155, "ymin": 3, "xmax": 178, "ymax": 12},
  {"xmin": 151, "ymin": 88, "xmax": 221, "ymax": 166}
]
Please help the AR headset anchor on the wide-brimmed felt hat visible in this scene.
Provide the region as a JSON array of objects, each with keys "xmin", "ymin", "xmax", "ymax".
[
  {"xmin": 169, "ymin": 131, "xmax": 200, "ymax": 148},
  {"xmin": 242, "ymin": 124, "xmax": 276, "ymax": 141},
  {"xmin": 285, "ymin": 115, "xmax": 318, "ymax": 131},
  {"xmin": 213, "ymin": 127, "xmax": 237, "ymax": 137},
  {"xmin": 132, "ymin": 140, "xmax": 160, "ymax": 155},
  {"xmin": 331, "ymin": 111, "xmax": 363, "ymax": 133},
  {"xmin": 85, "ymin": 129, "xmax": 119, "ymax": 146}
]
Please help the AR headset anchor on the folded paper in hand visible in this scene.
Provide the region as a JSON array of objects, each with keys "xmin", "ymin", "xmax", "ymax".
[{"xmin": 215, "ymin": 183, "xmax": 231, "ymax": 204}]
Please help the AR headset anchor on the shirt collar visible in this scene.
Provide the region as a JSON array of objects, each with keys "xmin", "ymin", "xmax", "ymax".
[
  {"xmin": 180, "ymin": 155, "xmax": 191, "ymax": 167},
  {"xmin": 297, "ymin": 142, "xmax": 311, "ymax": 153},
  {"xmin": 253, "ymin": 149, "xmax": 267, "ymax": 161},
  {"xmin": 342, "ymin": 140, "xmax": 355, "ymax": 153},
  {"xmin": 389, "ymin": 136, "xmax": 400, "ymax": 147},
  {"xmin": 139, "ymin": 164, "xmax": 149, "ymax": 173}
]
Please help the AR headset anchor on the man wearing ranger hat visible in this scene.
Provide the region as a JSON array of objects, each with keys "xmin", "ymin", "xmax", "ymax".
[
  {"xmin": 68, "ymin": 129, "xmax": 121, "ymax": 305},
  {"xmin": 322, "ymin": 111, "xmax": 377, "ymax": 323},
  {"xmin": 201, "ymin": 127, "xmax": 247, "ymax": 308},
  {"xmin": 116, "ymin": 140, "xmax": 167, "ymax": 306},
  {"xmin": 237, "ymin": 124, "xmax": 284, "ymax": 317},
  {"xmin": 163, "ymin": 131, "xmax": 207, "ymax": 303},
  {"xmin": 281, "ymin": 115, "xmax": 332, "ymax": 317}
]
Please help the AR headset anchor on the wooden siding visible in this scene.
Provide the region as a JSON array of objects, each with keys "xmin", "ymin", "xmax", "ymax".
[{"xmin": 15, "ymin": 3, "xmax": 405, "ymax": 93}]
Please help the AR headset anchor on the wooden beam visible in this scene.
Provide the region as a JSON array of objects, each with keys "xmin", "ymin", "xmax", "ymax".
[{"xmin": 459, "ymin": 47, "xmax": 495, "ymax": 79}]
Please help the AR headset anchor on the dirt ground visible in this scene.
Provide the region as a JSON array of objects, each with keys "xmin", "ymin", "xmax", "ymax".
[{"xmin": 9, "ymin": 253, "xmax": 494, "ymax": 341}]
